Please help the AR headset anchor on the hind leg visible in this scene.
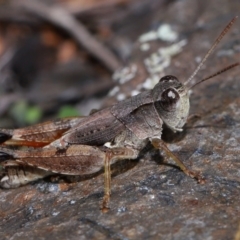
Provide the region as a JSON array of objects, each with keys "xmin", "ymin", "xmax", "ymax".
[
  {"xmin": 0, "ymin": 145, "xmax": 106, "ymax": 189},
  {"xmin": 0, "ymin": 162, "xmax": 52, "ymax": 188}
]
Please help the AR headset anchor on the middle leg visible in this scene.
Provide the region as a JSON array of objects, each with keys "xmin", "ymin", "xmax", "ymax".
[{"xmin": 101, "ymin": 147, "xmax": 139, "ymax": 212}]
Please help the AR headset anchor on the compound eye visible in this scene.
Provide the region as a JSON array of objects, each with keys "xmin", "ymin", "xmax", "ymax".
[
  {"xmin": 160, "ymin": 88, "xmax": 180, "ymax": 111},
  {"xmin": 159, "ymin": 75, "xmax": 178, "ymax": 83}
]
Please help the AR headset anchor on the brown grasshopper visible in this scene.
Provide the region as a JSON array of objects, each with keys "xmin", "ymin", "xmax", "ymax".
[{"xmin": 0, "ymin": 17, "xmax": 238, "ymax": 211}]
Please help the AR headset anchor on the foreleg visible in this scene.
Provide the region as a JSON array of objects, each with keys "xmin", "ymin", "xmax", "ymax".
[{"xmin": 151, "ymin": 138, "xmax": 205, "ymax": 183}]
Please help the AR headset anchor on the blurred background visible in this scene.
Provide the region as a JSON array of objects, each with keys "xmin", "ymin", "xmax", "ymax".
[
  {"xmin": 0, "ymin": 0, "xmax": 237, "ymax": 128},
  {"xmin": 0, "ymin": 0, "xmax": 170, "ymax": 127}
]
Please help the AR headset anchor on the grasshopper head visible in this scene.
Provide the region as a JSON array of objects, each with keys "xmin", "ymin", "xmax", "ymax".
[
  {"xmin": 151, "ymin": 17, "xmax": 239, "ymax": 132},
  {"xmin": 152, "ymin": 75, "xmax": 189, "ymax": 132}
]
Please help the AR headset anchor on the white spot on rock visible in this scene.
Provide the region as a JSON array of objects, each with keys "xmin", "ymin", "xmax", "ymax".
[
  {"xmin": 140, "ymin": 43, "xmax": 150, "ymax": 51},
  {"xmin": 117, "ymin": 93, "xmax": 126, "ymax": 101},
  {"xmin": 52, "ymin": 211, "xmax": 60, "ymax": 216},
  {"xmin": 112, "ymin": 64, "xmax": 138, "ymax": 85},
  {"xmin": 131, "ymin": 90, "xmax": 140, "ymax": 96},
  {"xmin": 142, "ymin": 78, "xmax": 154, "ymax": 89},
  {"xmin": 108, "ymin": 86, "xmax": 120, "ymax": 96},
  {"xmin": 149, "ymin": 194, "xmax": 155, "ymax": 200},
  {"xmin": 143, "ymin": 40, "xmax": 187, "ymax": 79},
  {"xmin": 70, "ymin": 200, "xmax": 76, "ymax": 205},
  {"xmin": 157, "ymin": 24, "xmax": 178, "ymax": 42},
  {"xmin": 158, "ymin": 39, "xmax": 187, "ymax": 57},
  {"xmin": 139, "ymin": 30, "xmax": 158, "ymax": 43},
  {"xmin": 138, "ymin": 24, "xmax": 178, "ymax": 43}
]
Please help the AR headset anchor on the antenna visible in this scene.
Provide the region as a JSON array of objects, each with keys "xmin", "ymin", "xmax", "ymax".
[
  {"xmin": 189, "ymin": 62, "xmax": 239, "ymax": 89},
  {"xmin": 184, "ymin": 16, "xmax": 238, "ymax": 88}
]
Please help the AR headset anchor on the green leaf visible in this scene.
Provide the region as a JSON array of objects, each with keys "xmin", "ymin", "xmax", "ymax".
[
  {"xmin": 10, "ymin": 101, "xmax": 42, "ymax": 125},
  {"xmin": 10, "ymin": 100, "xmax": 28, "ymax": 125},
  {"xmin": 57, "ymin": 105, "xmax": 79, "ymax": 118},
  {"xmin": 25, "ymin": 105, "xmax": 42, "ymax": 124}
]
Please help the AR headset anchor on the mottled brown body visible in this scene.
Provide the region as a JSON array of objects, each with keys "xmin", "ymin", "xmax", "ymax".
[
  {"xmin": 0, "ymin": 75, "xmax": 199, "ymax": 210},
  {"xmin": 0, "ymin": 17, "xmax": 238, "ymax": 210}
]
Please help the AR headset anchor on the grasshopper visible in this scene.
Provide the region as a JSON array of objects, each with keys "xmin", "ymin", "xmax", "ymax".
[{"xmin": 0, "ymin": 17, "xmax": 238, "ymax": 211}]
